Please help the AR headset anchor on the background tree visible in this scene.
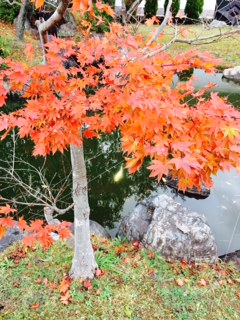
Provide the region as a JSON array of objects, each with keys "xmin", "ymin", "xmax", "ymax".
[
  {"xmin": 164, "ymin": 0, "xmax": 180, "ymax": 18},
  {"xmin": 145, "ymin": 0, "xmax": 158, "ymax": 18},
  {"xmin": 185, "ymin": 0, "xmax": 204, "ymax": 20}
]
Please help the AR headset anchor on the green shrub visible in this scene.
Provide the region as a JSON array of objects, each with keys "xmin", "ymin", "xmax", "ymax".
[
  {"xmin": 0, "ymin": 1, "xmax": 20, "ymax": 24},
  {"xmin": 185, "ymin": 0, "xmax": 204, "ymax": 20},
  {"xmin": 145, "ymin": 0, "xmax": 158, "ymax": 18},
  {"xmin": 0, "ymin": 36, "xmax": 11, "ymax": 58},
  {"xmin": 164, "ymin": 0, "xmax": 180, "ymax": 17}
]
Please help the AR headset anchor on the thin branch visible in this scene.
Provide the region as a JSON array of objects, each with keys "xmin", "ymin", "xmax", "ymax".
[
  {"xmin": 174, "ymin": 29, "xmax": 240, "ymax": 46},
  {"xmin": 146, "ymin": 0, "xmax": 173, "ymax": 46},
  {"xmin": 144, "ymin": 24, "xmax": 179, "ymax": 58}
]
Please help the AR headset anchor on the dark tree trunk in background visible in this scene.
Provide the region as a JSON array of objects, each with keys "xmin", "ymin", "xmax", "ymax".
[{"xmin": 16, "ymin": 0, "xmax": 29, "ymax": 41}]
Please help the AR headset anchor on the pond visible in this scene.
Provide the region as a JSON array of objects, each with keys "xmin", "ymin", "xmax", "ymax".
[{"xmin": 0, "ymin": 69, "xmax": 240, "ymax": 256}]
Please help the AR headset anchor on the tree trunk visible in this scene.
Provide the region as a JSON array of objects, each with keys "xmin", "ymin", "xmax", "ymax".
[
  {"xmin": 69, "ymin": 139, "xmax": 98, "ymax": 280},
  {"xmin": 16, "ymin": 0, "xmax": 29, "ymax": 41}
]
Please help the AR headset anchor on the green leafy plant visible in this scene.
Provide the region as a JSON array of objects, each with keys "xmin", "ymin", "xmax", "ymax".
[{"xmin": 0, "ymin": 1, "xmax": 20, "ymax": 24}]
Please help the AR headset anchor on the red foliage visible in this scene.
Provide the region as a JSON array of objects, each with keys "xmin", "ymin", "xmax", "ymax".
[{"xmin": 0, "ymin": 20, "xmax": 240, "ymax": 250}]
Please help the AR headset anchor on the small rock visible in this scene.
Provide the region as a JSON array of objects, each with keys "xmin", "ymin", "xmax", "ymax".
[
  {"xmin": 223, "ymin": 66, "xmax": 240, "ymax": 82},
  {"xmin": 209, "ymin": 20, "xmax": 228, "ymax": 29},
  {"xmin": 0, "ymin": 222, "xmax": 27, "ymax": 253}
]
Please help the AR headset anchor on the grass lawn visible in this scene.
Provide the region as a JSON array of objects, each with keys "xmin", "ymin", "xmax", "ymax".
[
  {"xmin": 137, "ymin": 24, "xmax": 240, "ymax": 69},
  {"xmin": 0, "ymin": 238, "xmax": 239, "ymax": 319}
]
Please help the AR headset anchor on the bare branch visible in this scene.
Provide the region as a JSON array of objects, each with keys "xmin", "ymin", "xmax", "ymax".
[
  {"xmin": 146, "ymin": 0, "xmax": 173, "ymax": 46},
  {"xmin": 174, "ymin": 28, "xmax": 240, "ymax": 46}
]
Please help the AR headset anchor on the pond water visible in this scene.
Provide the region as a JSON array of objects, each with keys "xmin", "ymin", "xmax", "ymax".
[{"xmin": 0, "ymin": 69, "xmax": 240, "ymax": 256}]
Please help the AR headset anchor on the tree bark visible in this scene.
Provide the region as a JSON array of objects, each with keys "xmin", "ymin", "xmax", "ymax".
[
  {"xmin": 35, "ymin": 0, "xmax": 71, "ymax": 63},
  {"xmin": 69, "ymin": 138, "xmax": 98, "ymax": 280},
  {"xmin": 16, "ymin": 0, "xmax": 29, "ymax": 41}
]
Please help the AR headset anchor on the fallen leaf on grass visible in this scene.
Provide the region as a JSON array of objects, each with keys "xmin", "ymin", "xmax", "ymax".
[
  {"xmin": 181, "ymin": 260, "xmax": 187, "ymax": 270},
  {"xmin": 95, "ymin": 268, "xmax": 106, "ymax": 278},
  {"xmin": 176, "ymin": 279, "xmax": 184, "ymax": 287},
  {"xmin": 147, "ymin": 253, "xmax": 155, "ymax": 260},
  {"xmin": 198, "ymin": 279, "xmax": 207, "ymax": 287},
  {"xmin": 34, "ymin": 278, "xmax": 42, "ymax": 284},
  {"xmin": 227, "ymin": 279, "xmax": 234, "ymax": 286},
  {"xmin": 59, "ymin": 277, "xmax": 72, "ymax": 294},
  {"xmin": 30, "ymin": 302, "xmax": 40, "ymax": 309},
  {"xmin": 60, "ymin": 291, "xmax": 71, "ymax": 305},
  {"xmin": 147, "ymin": 269, "xmax": 154, "ymax": 275},
  {"xmin": 13, "ymin": 282, "xmax": 20, "ymax": 287},
  {"xmin": 96, "ymin": 289, "xmax": 102, "ymax": 295},
  {"xmin": 218, "ymin": 269, "xmax": 227, "ymax": 277},
  {"xmin": 84, "ymin": 280, "xmax": 93, "ymax": 291}
]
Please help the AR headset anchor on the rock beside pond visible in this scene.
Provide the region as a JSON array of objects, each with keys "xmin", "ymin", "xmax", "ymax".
[
  {"xmin": 118, "ymin": 194, "xmax": 218, "ymax": 263},
  {"xmin": 69, "ymin": 220, "xmax": 111, "ymax": 239},
  {"xmin": 223, "ymin": 66, "xmax": 240, "ymax": 82},
  {"xmin": 58, "ymin": 22, "xmax": 77, "ymax": 38},
  {"xmin": 165, "ymin": 177, "xmax": 210, "ymax": 199},
  {"xmin": 219, "ymin": 250, "xmax": 240, "ymax": 269},
  {"xmin": 0, "ymin": 222, "xmax": 27, "ymax": 253}
]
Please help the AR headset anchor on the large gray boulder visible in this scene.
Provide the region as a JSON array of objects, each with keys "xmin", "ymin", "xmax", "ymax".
[
  {"xmin": 223, "ymin": 66, "xmax": 240, "ymax": 82},
  {"xmin": 118, "ymin": 194, "xmax": 218, "ymax": 263}
]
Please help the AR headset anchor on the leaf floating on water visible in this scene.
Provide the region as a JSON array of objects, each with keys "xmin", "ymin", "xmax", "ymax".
[{"xmin": 113, "ymin": 165, "xmax": 124, "ymax": 183}]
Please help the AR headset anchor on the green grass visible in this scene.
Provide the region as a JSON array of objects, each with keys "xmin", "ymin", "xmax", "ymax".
[
  {"xmin": 0, "ymin": 237, "xmax": 239, "ymax": 319},
  {"xmin": 136, "ymin": 24, "xmax": 240, "ymax": 69}
]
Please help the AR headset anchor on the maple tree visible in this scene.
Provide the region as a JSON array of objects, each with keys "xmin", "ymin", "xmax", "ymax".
[{"xmin": 1, "ymin": 0, "xmax": 240, "ymax": 280}]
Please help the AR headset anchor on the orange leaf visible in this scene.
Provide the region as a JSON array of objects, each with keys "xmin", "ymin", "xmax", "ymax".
[
  {"xmin": 60, "ymin": 291, "xmax": 71, "ymax": 305},
  {"xmin": 83, "ymin": 280, "xmax": 92, "ymax": 291},
  {"xmin": 0, "ymin": 226, "xmax": 6, "ymax": 240},
  {"xmin": 18, "ymin": 216, "xmax": 29, "ymax": 232},
  {"xmin": 227, "ymin": 279, "xmax": 234, "ymax": 286},
  {"xmin": 0, "ymin": 204, "xmax": 17, "ymax": 215},
  {"xmin": 176, "ymin": 279, "xmax": 184, "ymax": 287},
  {"xmin": 30, "ymin": 302, "xmax": 40, "ymax": 309},
  {"xmin": 96, "ymin": 288, "xmax": 102, "ymax": 295},
  {"xmin": 198, "ymin": 279, "xmax": 207, "ymax": 287},
  {"xmin": 58, "ymin": 226, "xmax": 72, "ymax": 240},
  {"xmin": 181, "ymin": 260, "xmax": 187, "ymax": 270},
  {"xmin": 59, "ymin": 277, "xmax": 72, "ymax": 294},
  {"xmin": 147, "ymin": 253, "xmax": 155, "ymax": 260},
  {"xmin": 22, "ymin": 234, "xmax": 36, "ymax": 248},
  {"xmin": 34, "ymin": 278, "xmax": 42, "ymax": 284},
  {"xmin": 34, "ymin": 0, "xmax": 44, "ymax": 9},
  {"xmin": 24, "ymin": 43, "xmax": 34, "ymax": 61}
]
